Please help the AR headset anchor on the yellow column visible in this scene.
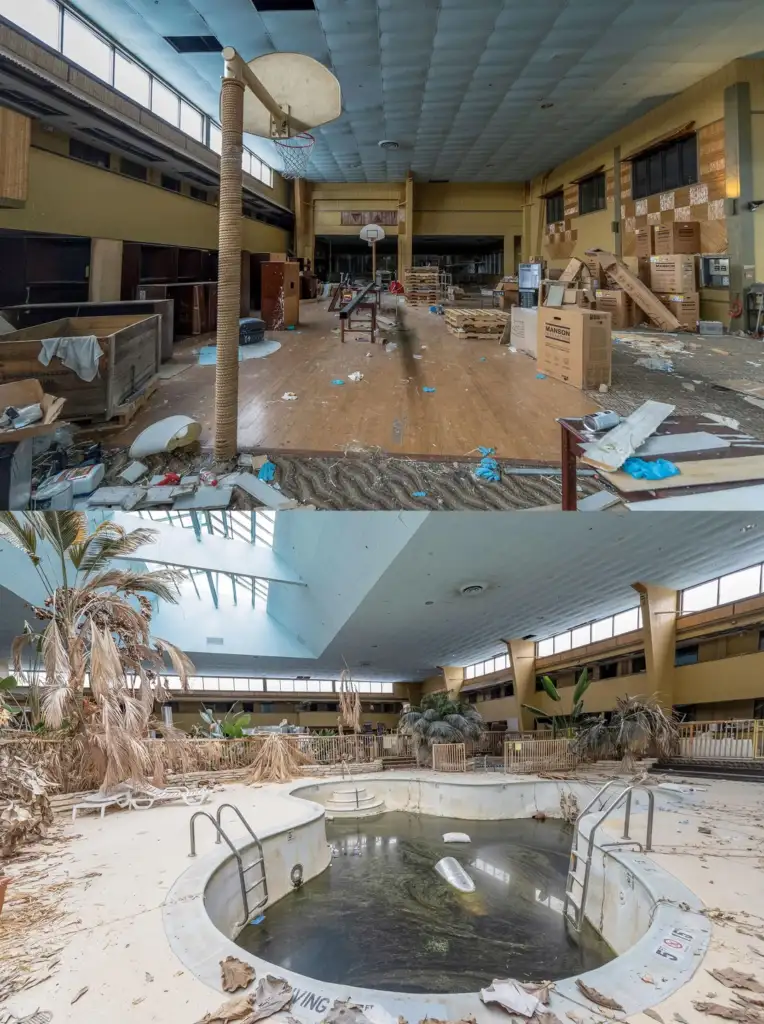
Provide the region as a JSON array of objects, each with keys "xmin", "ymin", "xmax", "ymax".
[
  {"xmin": 397, "ymin": 173, "xmax": 413, "ymax": 280},
  {"xmin": 294, "ymin": 179, "xmax": 314, "ymax": 264},
  {"xmin": 632, "ymin": 582, "xmax": 678, "ymax": 708},
  {"xmin": 439, "ymin": 665, "xmax": 464, "ymax": 699},
  {"xmin": 506, "ymin": 639, "xmax": 537, "ymax": 731}
]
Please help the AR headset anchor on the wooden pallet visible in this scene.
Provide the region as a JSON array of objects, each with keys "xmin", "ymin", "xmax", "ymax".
[
  {"xmin": 444, "ymin": 308, "xmax": 510, "ymax": 328},
  {"xmin": 73, "ymin": 377, "xmax": 159, "ymax": 432}
]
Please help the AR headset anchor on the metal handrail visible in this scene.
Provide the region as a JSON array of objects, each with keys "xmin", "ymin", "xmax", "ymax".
[
  {"xmin": 565, "ymin": 785, "xmax": 656, "ymax": 933},
  {"xmin": 188, "ymin": 810, "xmax": 251, "ymax": 923},
  {"xmin": 216, "ymin": 803, "xmax": 269, "ymax": 914},
  {"xmin": 576, "ymin": 778, "xmax": 624, "ymax": 820}
]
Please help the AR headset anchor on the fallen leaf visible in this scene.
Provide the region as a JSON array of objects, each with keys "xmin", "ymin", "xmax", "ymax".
[
  {"xmin": 674, "ymin": 1015, "xmax": 690, "ymax": 1024},
  {"xmin": 537, "ymin": 1014, "xmax": 565, "ymax": 1024},
  {"xmin": 249, "ymin": 976, "xmax": 293, "ymax": 1022},
  {"xmin": 145, "ymin": 972, "xmax": 154, "ymax": 983},
  {"xmin": 71, "ymin": 986, "xmax": 89, "ymax": 1004},
  {"xmin": 644, "ymin": 1011, "xmax": 664, "ymax": 1023},
  {"xmin": 709, "ymin": 970, "xmax": 764, "ymax": 994},
  {"xmin": 133, "ymin": 997, "xmax": 146, "ymax": 1006},
  {"xmin": 576, "ymin": 980, "xmax": 624, "ymax": 1012},
  {"xmin": 195, "ymin": 995, "xmax": 254, "ymax": 1024},
  {"xmin": 642, "ymin": 975, "xmax": 655, "ymax": 984},
  {"xmin": 735, "ymin": 995, "xmax": 764, "ymax": 1010},
  {"xmin": 566, "ymin": 1014, "xmax": 583, "ymax": 1024},
  {"xmin": 220, "ymin": 956, "xmax": 256, "ymax": 993}
]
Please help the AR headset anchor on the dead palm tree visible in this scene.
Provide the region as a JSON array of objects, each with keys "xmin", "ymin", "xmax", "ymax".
[{"xmin": 0, "ymin": 512, "xmax": 194, "ymax": 790}]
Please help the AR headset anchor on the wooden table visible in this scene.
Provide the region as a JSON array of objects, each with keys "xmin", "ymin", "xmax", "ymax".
[{"xmin": 558, "ymin": 414, "xmax": 764, "ymax": 510}]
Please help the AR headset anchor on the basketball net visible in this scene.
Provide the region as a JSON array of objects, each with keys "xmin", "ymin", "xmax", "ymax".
[{"xmin": 273, "ymin": 132, "xmax": 315, "ymax": 179}]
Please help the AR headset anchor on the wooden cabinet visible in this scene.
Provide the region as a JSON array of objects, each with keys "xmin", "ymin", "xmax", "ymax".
[
  {"xmin": 0, "ymin": 232, "xmax": 90, "ymax": 306},
  {"xmin": 261, "ymin": 261, "xmax": 299, "ymax": 329}
]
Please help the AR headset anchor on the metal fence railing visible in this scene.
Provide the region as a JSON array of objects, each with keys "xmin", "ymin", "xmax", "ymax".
[
  {"xmin": 432, "ymin": 743, "xmax": 467, "ymax": 772},
  {"xmin": 504, "ymin": 737, "xmax": 577, "ymax": 774},
  {"xmin": 677, "ymin": 719, "xmax": 764, "ymax": 760}
]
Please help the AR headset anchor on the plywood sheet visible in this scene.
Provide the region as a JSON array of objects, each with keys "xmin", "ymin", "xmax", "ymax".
[{"xmin": 607, "ymin": 455, "xmax": 764, "ymax": 493}]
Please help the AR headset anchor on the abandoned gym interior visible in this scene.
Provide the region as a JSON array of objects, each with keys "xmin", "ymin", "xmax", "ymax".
[
  {"xmin": 1, "ymin": 509, "xmax": 764, "ymax": 1022},
  {"xmin": 1, "ymin": 1, "xmax": 764, "ymax": 509}
]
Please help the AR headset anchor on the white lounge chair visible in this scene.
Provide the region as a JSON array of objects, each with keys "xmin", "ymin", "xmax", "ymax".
[
  {"xmin": 126, "ymin": 781, "xmax": 210, "ymax": 810},
  {"xmin": 71, "ymin": 789, "xmax": 132, "ymax": 821}
]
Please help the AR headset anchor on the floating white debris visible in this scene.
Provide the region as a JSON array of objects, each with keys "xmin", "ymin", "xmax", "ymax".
[
  {"xmin": 434, "ymin": 857, "xmax": 475, "ymax": 892},
  {"xmin": 442, "ymin": 832, "xmax": 471, "ymax": 843}
]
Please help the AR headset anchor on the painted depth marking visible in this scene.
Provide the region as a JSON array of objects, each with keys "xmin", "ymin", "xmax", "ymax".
[{"xmin": 655, "ymin": 926, "xmax": 694, "ymax": 962}]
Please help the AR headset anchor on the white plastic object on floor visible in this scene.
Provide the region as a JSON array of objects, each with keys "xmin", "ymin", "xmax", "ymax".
[
  {"xmin": 129, "ymin": 416, "xmax": 202, "ymax": 459},
  {"xmin": 442, "ymin": 832, "xmax": 471, "ymax": 843},
  {"xmin": 434, "ymin": 856, "xmax": 475, "ymax": 892},
  {"xmin": 49, "ymin": 463, "xmax": 105, "ymax": 496}
]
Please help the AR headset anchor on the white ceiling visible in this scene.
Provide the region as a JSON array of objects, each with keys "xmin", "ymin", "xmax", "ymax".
[
  {"xmin": 66, "ymin": 0, "xmax": 764, "ymax": 182},
  {"xmin": 3, "ymin": 512, "xmax": 764, "ymax": 681}
]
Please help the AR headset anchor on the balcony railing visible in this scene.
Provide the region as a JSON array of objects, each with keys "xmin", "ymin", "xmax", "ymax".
[{"xmin": 677, "ymin": 720, "xmax": 764, "ymax": 760}]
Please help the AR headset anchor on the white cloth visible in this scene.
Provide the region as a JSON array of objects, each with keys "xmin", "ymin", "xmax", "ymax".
[{"xmin": 38, "ymin": 336, "xmax": 103, "ymax": 382}]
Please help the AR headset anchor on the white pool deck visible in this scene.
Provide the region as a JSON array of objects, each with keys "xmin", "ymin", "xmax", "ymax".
[{"xmin": 2, "ymin": 771, "xmax": 764, "ymax": 1024}]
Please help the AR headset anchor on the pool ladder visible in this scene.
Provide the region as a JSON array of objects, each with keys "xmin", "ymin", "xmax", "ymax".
[
  {"xmin": 563, "ymin": 780, "xmax": 655, "ymax": 934},
  {"xmin": 189, "ymin": 803, "xmax": 269, "ymax": 927}
]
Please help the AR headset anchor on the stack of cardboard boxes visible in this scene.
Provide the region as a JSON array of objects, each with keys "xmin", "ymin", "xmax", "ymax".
[{"xmin": 637, "ymin": 222, "xmax": 701, "ymax": 330}]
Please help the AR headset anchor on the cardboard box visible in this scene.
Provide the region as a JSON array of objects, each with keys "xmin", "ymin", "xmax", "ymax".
[
  {"xmin": 654, "ymin": 222, "xmax": 700, "ymax": 256},
  {"xmin": 564, "ymin": 287, "xmax": 594, "ymax": 308},
  {"xmin": 622, "ymin": 256, "xmax": 651, "ymax": 286},
  {"xmin": 656, "ymin": 292, "xmax": 700, "ymax": 330},
  {"xmin": 583, "ymin": 255, "xmax": 606, "ymax": 287},
  {"xmin": 635, "ymin": 227, "xmax": 655, "ymax": 258},
  {"xmin": 0, "ymin": 378, "xmax": 66, "ymax": 444},
  {"xmin": 649, "ymin": 254, "xmax": 697, "ymax": 294},
  {"xmin": 509, "ymin": 307, "xmax": 538, "ymax": 358},
  {"xmin": 537, "ymin": 307, "xmax": 612, "ymax": 389},
  {"xmin": 595, "ymin": 289, "xmax": 639, "ymax": 330},
  {"xmin": 558, "ymin": 257, "xmax": 583, "ymax": 284},
  {"xmin": 591, "ymin": 250, "xmax": 682, "ymax": 332}
]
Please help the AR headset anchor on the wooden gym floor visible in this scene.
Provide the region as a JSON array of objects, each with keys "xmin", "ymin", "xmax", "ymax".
[{"xmin": 111, "ymin": 299, "xmax": 599, "ymax": 461}]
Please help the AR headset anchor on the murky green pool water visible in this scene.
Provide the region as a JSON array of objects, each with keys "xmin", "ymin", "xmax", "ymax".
[{"xmin": 236, "ymin": 811, "xmax": 613, "ymax": 994}]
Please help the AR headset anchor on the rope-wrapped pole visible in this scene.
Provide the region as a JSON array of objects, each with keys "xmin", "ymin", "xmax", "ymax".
[{"xmin": 214, "ymin": 73, "xmax": 245, "ymax": 460}]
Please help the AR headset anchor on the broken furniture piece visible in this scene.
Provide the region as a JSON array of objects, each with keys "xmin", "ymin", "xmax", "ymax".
[{"xmin": 338, "ymin": 281, "xmax": 379, "ymax": 344}]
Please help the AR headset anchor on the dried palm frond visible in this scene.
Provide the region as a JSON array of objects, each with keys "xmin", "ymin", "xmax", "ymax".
[
  {"xmin": 247, "ymin": 734, "xmax": 315, "ymax": 784},
  {"xmin": 338, "ymin": 670, "xmax": 361, "ymax": 733},
  {"xmin": 0, "ymin": 748, "xmax": 56, "ymax": 857},
  {"xmin": 0, "ymin": 514, "xmax": 195, "ymax": 792}
]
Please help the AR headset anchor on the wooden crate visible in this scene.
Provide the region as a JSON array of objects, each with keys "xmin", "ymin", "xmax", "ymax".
[
  {"xmin": 0, "ymin": 314, "xmax": 161, "ymax": 422},
  {"xmin": 444, "ymin": 308, "xmax": 510, "ymax": 338}
]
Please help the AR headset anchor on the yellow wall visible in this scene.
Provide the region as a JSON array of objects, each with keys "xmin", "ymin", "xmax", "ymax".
[
  {"xmin": 414, "ymin": 183, "xmax": 524, "ymax": 273},
  {"xmin": 674, "ymin": 650, "xmax": 764, "ymax": 706},
  {"xmin": 170, "ymin": 706, "xmax": 401, "ymax": 732},
  {"xmin": 312, "ymin": 182, "xmax": 403, "ymax": 236},
  {"xmin": 0, "ymin": 145, "xmax": 290, "ymax": 253},
  {"xmin": 524, "ymin": 62, "xmax": 763, "ymax": 326}
]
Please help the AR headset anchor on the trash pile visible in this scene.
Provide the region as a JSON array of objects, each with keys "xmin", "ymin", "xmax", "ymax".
[{"xmin": 26, "ymin": 415, "xmax": 315, "ymax": 512}]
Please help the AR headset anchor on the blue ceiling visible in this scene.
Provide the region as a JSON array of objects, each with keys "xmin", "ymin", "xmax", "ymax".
[{"xmin": 66, "ymin": 0, "xmax": 764, "ymax": 182}]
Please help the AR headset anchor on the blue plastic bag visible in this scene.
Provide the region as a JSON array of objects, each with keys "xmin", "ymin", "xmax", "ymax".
[
  {"xmin": 331, "ymin": 379, "xmax": 345, "ymax": 386},
  {"xmin": 258, "ymin": 460, "xmax": 277, "ymax": 482},
  {"xmin": 621, "ymin": 457, "xmax": 680, "ymax": 481},
  {"xmin": 422, "ymin": 386, "xmax": 436, "ymax": 393}
]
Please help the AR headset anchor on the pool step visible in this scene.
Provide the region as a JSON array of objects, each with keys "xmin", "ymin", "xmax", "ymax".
[{"xmin": 324, "ymin": 786, "xmax": 386, "ymax": 819}]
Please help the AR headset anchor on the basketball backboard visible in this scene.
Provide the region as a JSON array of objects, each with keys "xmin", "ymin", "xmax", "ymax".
[
  {"xmin": 241, "ymin": 52, "xmax": 342, "ymax": 138},
  {"xmin": 360, "ymin": 224, "xmax": 386, "ymax": 244}
]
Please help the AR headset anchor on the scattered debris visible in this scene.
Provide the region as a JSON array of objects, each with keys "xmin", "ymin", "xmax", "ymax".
[
  {"xmin": 692, "ymin": 1002, "xmax": 763, "ymax": 1023},
  {"xmin": 674, "ymin": 1014, "xmax": 690, "ymax": 1024},
  {"xmin": 536, "ymin": 373, "xmax": 546, "ymax": 379},
  {"xmin": 71, "ymin": 986, "xmax": 89, "ymax": 1004},
  {"xmin": 581, "ymin": 400, "xmax": 675, "ymax": 473},
  {"xmin": 331, "ymin": 379, "xmax": 345, "ymax": 386},
  {"xmin": 129, "ymin": 415, "xmax": 201, "ymax": 459},
  {"xmin": 559, "ymin": 791, "xmax": 580, "ymax": 824},
  {"xmin": 644, "ymin": 1011, "xmax": 664, "ymax": 1023},
  {"xmin": 480, "ymin": 980, "xmax": 540, "ymax": 1017},
  {"xmin": 708, "ymin": 970, "xmax": 764, "ymax": 994},
  {"xmin": 575, "ymin": 980, "xmax": 624, "ymax": 1011},
  {"xmin": 636, "ymin": 356, "xmax": 674, "ymax": 372},
  {"xmin": 411, "ymin": 491, "xmax": 427, "ymax": 498},
  {"xmin": 699, "ymin": 826, "xmax": 713, "ymax": 834},
  {"xmin": 221, "ymin": 956, "xmax": 256, "ymax": 993},
  {"xmin": 282, "ymin": 392, "xmax": 298, "ymax": 401},
  {"xmin": 119, "ymin": 460, "xmax": 148, "ymax": 484},
  {"xmin": 257, "ymin": 460, "xmax": 277, "ymax": 482},
  {"xmin": 422, "ymin": 387, "xmax": 436, "ymax": 393},
  {"xmin": 348, "ymin": 372, "xmax": 364, "ymax": 382},
  {"xmin": 442, "ymin": 832, "xmax": 471, "ymax": 843}
]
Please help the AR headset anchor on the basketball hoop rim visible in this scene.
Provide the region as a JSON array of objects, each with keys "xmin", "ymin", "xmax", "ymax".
[{"xmin": 273, "ymin": 131, "xmax": 315, "ymax": 149}]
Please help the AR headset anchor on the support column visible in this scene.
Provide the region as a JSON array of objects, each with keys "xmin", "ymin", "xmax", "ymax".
[
  {"xmin": 612, "ymin": 145, "xmax": 623, "ymax": 258},
  {"xmin": 439, "ymin": 665, "xmax": 464, "ymax": 699},
  {"xmin": 214, "ymin": 75, "xmax": 245, "ymax": 460},
  {"xmin": 506, "ymin": 639, "xmax": 537, "ymax": 731},
  {"xmin": 632, "ymin": 582, "xmax": 678, "ymax": 709},
  {"xmin": 725, "ymin": 81, "xmax": 756, "ymax": 312},
  {"xmin": 294, "ymin": 178, "xmax": 314, "ymax": 265},
  {"xmin": 397, "ymin": 173, "xmax": 413, "ymax": 280}
]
